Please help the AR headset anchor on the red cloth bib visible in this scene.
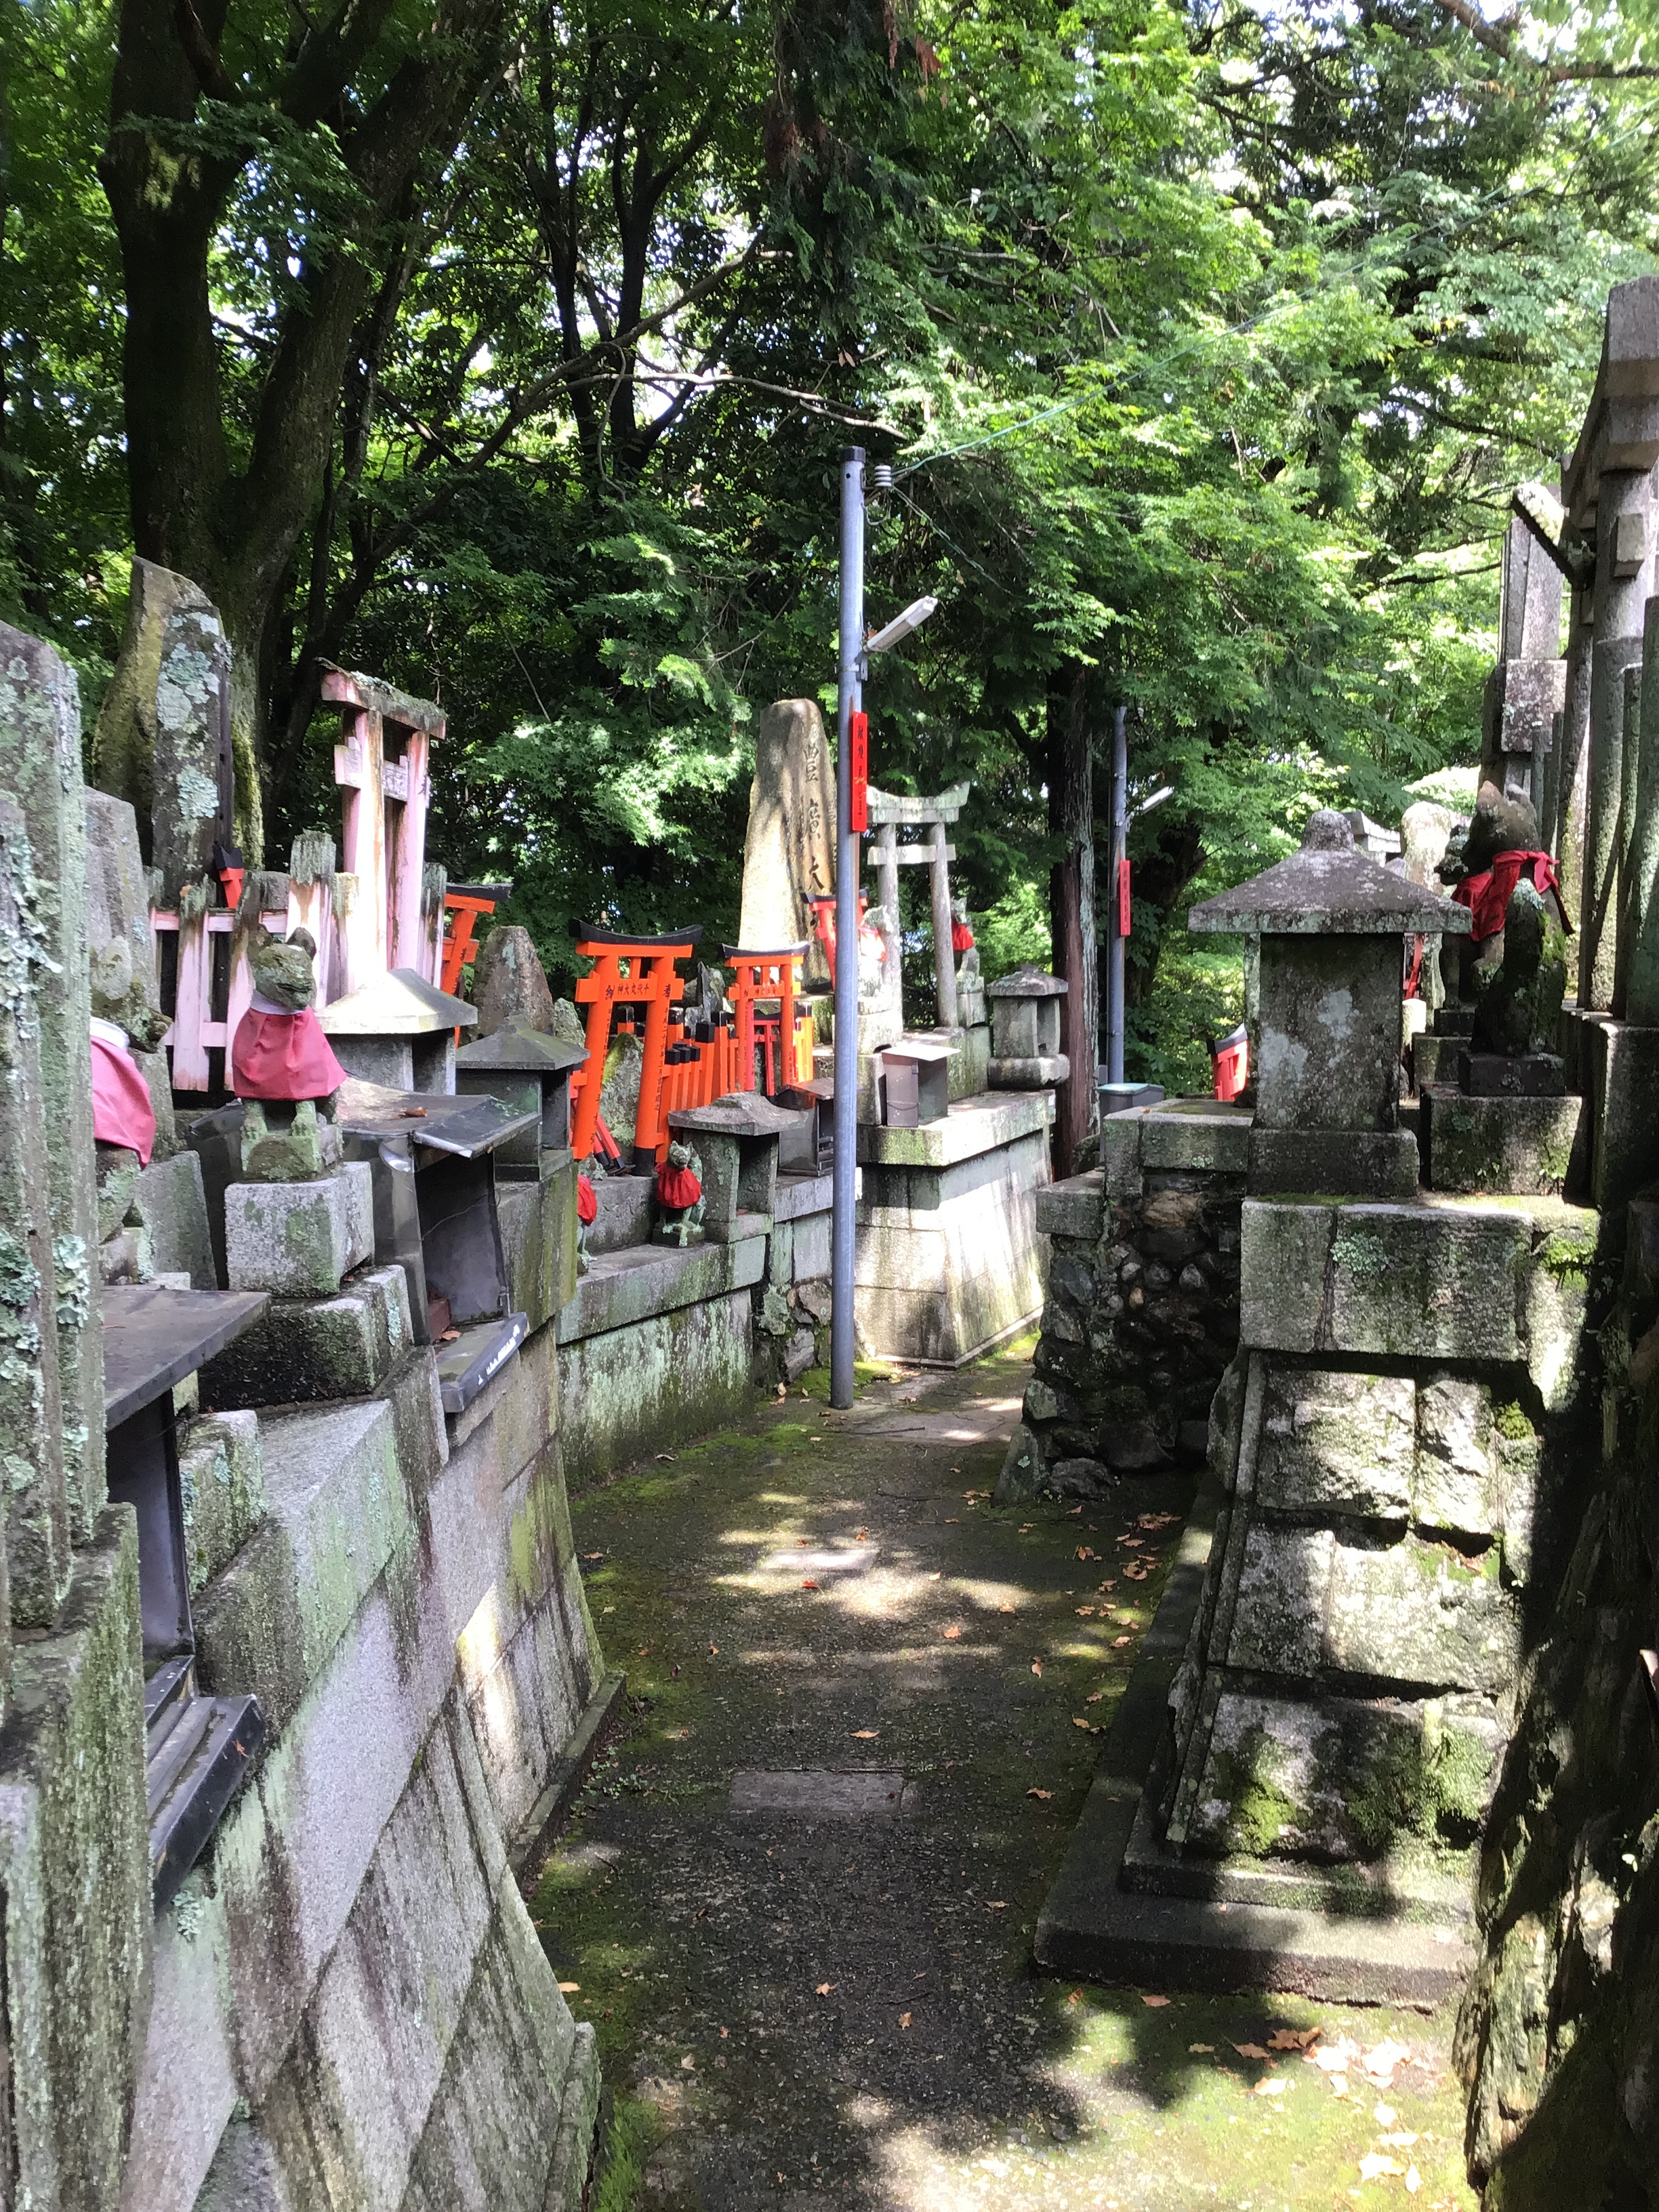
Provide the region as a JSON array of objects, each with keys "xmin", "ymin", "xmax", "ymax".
[
  {"xmin": 577, "ymin": 1173, "xmax": 598, "ymax": 1225},
  {"xmin": 1453, "ymin": 851, "xmax": 1568, "ymax": 944},
  {"xmin": 91, "ymin": 1031, "xmax": 157, "ymax": 1166},
  {"xmin": 951, "ymin": 922, "xmax": 975, "ymax": 953},
  {"xmin": 656, "ymin": 1164, "xmax": 702, "ymax": 1209},
  {"xmin": 231, "ymin": 1006, "xmax": 346, "ymax": 1102}
]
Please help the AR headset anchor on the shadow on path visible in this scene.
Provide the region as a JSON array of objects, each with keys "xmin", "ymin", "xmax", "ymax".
[{"xmin": 528, "ymin": 1348, "xmax": 1477, "ymax": 2210}]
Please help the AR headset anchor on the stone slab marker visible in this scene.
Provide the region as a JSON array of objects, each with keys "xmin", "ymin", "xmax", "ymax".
[
  {"xmin": 739, "ymin": 699, "xmax": 836, "ymax": 989},
  {"xmin": 1567, "ymin": 276, "xmax": 1659, "ymax": 1008},
  {"xmin": 0, "ymin": 624, "xmax": 105, "ymax": 1554},
  {"xmin": 150, "ymin": 573, "xmax": 234, "ymax": 907}
]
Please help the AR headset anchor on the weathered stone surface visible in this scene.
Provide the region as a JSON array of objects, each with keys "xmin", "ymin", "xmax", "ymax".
[
  {"xmin": 1248, "ymin": 1125, "xmax": 1418, "ymax": 1200},
  {"xmin": 178, "ymin": 1410, "xmax": 268, "ymax": 1591},
  {"xmin": 1, "ymin": 630, "xmax": 105, "ymax": 1542},
  {"xmin": 1185, "ymin": 1688, "xmax": 1501, "ymax": 1864},
  {"xmin": 1227, "ymin": 1521, "xmax": 1520, "ymax": 1694},
  {"xmin": 1254, "ymin": 935, "xmax": 1410, "ymax": 1134},
  {"xmin": 1254, "ymin": 1367, "xmax": 1414, "ymax": 1519},
  {"xmin": 557, "ymin": 1233, "xmax": 764, "ymax": 1345},
  {"xmin": 84, "ymin": 789, "xmax": 169, "ymax": 1049},
  {"xmin": 1422, "ymin": 1086, "xmax": 1582, "ymax": 1195},
  {"xmin": 855, "ymin": 1088, "xmax": 1052, "ymax": 1169},
  {"xmin": 738, "ymin": 699, "xmax": 835, "ymax": 988},
  {"xmin": 224, "ymin": 1166, "xmax": 372, "ymax": 1296},
  {"xmin": 472, "ymin": 924, "xmax": 555, "ymax": 1037},
  {"xmin": 497, "ymin": 1158, "xmax": 579, "ymax": 1336},
  {"xmin": 129, "ymin": 1149, "xmax": 216, "ymax": 1286},
  {"xmin": 994, "ymin": 1422, "xmax": 1044, "ymax": 1504},
  {"xmin": 558, "ymin": 1287, "xmax": 754, "ymax": 1486},
  {"xmin": 0, "ymin": 800, "xmax": 72, "ymax": 1626},
  {"xmin": 1139, "ymin": 1106, "xmax": 1252, "ymax": 1175},
  {"xmin": 0, "ymin": 1507, "xmax": 148, "ymax": 2212},
  {"xmin": 199, "ymin": 1265, "xmax": 412, "ymax": 1406},
  {"xmin": 1241, "ymin": 1198, "xmax": 1531, "ymax": 1363},
  {"xmin": 586, "ymin": 1169, "xmax": 653, "ymax": 1254},
  {"xmin": 1036, "ymin": 1171, "xmax": 1105, "ymax": 1241},
  {"xmin": 1585, "ymin": 1017, "xmax": 1659, "ymax": 1213},
  {"xmin": 1414, "ymin": 1375, "xmax": 1501, "ymax": 1534}
]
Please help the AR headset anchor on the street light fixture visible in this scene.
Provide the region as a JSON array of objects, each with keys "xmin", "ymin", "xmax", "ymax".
[
  {"xmin": 830, "ymin": 455, "xmax": 941, "ymax": 1410},
  {"xmin": 865, "ymin": 597, "xmax": 939, "ymax": 657}
]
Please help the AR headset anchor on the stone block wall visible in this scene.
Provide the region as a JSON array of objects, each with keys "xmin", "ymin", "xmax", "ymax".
[
  {"xmin": 998, "ymin": 1102, "xmax": 1246, "ymax": 1498},
  {"xmin": 1450, "ymin": 1197, "xmax": 1659, "ymax": 2206}
]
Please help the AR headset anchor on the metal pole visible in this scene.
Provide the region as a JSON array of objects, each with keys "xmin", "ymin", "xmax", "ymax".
[
  {"xmin": 831, "ymin": 447, "xmax": 865, "ymax": 1410},
  {"xmin": 1106, "ymin": 703, "xmax": 1127, "ymax": 1085}
]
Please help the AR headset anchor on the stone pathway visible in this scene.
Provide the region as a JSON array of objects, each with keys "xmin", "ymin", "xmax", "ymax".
[{"xmin": 528, "ymin": 1347, "xmax": 1477, "ymax": 2210}]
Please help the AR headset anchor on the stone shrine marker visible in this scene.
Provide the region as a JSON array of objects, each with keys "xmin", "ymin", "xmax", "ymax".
[{"xmin": 739, "ymin": 699, "xmax": 836, "ymax": 987}]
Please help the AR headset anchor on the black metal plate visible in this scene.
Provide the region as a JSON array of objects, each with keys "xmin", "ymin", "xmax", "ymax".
[{"xmin": 102, "ymin": 1284, "xmax": 270, "ymax": 1429}]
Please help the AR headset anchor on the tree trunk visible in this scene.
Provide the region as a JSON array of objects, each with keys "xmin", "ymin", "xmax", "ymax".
[
  {"xmin": 1048, "ymin": 662, "xmax": 1096, "ymax": 1179},
  {"xmin": 98, "ymin": 0, "xmax": 506, "ymax": 859}
]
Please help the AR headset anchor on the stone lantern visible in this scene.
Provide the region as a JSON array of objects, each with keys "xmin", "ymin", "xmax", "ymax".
[{"xmin": 1189, "ymin": 811, "xmax": 1469, "ymax": 1197}]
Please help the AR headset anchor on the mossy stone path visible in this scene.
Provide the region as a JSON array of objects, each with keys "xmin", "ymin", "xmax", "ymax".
[{"xmin": 529, "ymin": 1346, "xmax": 1477, "ymax": 2210}]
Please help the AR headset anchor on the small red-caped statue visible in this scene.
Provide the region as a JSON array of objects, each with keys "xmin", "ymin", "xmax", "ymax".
[
  {"xmin": 231, "ymin": 926, "xmax": 348, "ymax": 1181},
  {"xmin": 655, "ymin": 1137, "xmax": 704, "ymax": 1246}
]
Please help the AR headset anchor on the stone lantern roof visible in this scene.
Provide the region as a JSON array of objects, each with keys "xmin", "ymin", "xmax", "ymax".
[{"xmin": 1189, "ymin": 812, "xmax": 1470, "ymax": 939}]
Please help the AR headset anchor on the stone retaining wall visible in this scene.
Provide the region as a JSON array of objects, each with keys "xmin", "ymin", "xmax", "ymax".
[{"xmin": 998, "ymin": 1101, "xmax": 1246, "ymax": 1498}]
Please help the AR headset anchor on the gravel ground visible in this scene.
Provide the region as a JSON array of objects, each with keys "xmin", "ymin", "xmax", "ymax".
[{"xmin": 527, "ymin": 1345, "xmax": 1478, "ymax": 2212}]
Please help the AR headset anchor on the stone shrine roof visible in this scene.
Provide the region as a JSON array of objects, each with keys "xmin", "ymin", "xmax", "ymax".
[
  {"xmin": 318, "ymin": 966, "xmax": 478, "ymax": 1035},
  {"xmin": 668, "ymin": 1092, "xmax": 800, "ymax": 1135},
  {"xmin": 986, "ymin": 965, "xmax": 1067, "ymax": 998},
  {"xmin": 1189, "ymin": 812, "xmax": 1470, "ymax": 938},
  {"xmin": 453, "ymin": 1019, "xmax": 588, "ymax": 1076}
]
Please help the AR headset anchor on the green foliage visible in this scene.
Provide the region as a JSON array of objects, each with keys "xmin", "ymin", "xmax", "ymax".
[{"xmin": 8, "ymin": 0, "xmax": 1659, "ymax": 1074}]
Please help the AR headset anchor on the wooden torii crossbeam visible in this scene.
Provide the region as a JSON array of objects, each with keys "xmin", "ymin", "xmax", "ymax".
[
  {"xmin": 863, "ymin": 782, "xmax": 970, "ymax": 1027},
  {"xmin": 323, "ymin": 668, "xmax": 445, "ymax": 996}
]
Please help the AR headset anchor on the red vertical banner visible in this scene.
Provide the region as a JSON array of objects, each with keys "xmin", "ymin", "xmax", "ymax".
[
  {"xmin": 1117, "ymin": 854, "xmax": 1132, "ymax": 936},
  {"xmin": 849, "ymin": 710, "xmax": 869, "ymax": 834}
]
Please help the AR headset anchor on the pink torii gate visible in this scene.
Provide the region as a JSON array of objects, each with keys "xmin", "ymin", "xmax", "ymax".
[{"xmin": 152, "ymin": 669, "xmax": 448, "ymax": 1090}]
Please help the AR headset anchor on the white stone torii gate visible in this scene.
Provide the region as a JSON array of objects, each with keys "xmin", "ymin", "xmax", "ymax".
[
  {"xmin": 863, "ymin": 781, "xmax": 969, "ymax": 1027},
  {"xmin": 323, "ymin": 666, "xmax": 445, "ymax": 996}
]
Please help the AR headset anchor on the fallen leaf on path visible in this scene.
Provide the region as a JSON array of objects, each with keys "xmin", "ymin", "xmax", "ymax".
[
  {"xmin": 1075, "ymin": 1546, "xmax": 1099, "ymax": 1561},
  {"xmin": 710, "ymin": 1643, "xmax": 719, "ymax": 1655},
  {"xmin": 851, "ymin": 1729, "xmax": 879, "ymax": 1739},
  {"xmin": 1189, "ymin": 2043, "xmax": 1214, "ymax": 2054},
  {"xmin": 1233, "ymin": 2043, "xmax": 1271, "ymax": 2060},
  {"xmin": 801, "ymin": 1580, "xmax": 819, "ymax": 1591},
  {"xmin": 1358, "ymin": 2153, "xmax": 1406, "ymax": 2181},
  {"xmin": 1312, "ymin": 2037, "xmax": 1361, "ymax": 2073},
  {"xmin": 1141, "ymin": 1993, "xmax": 1170, "ymax": 2008},
  {"xmin": 1075, "ymin": 1605, "xmax": 1097, "ymax": 1616},
  {"xmin": 1138, "ymin": 1512, "xmax": 1179, "ymax": 1529},
  {"xmin": 680, "ymin": 2055, "xmax": 696, "ymax": 2071},
  {"xmin": 1084, "ymin": 1691, "xmax": 1104, "ymax": 1704},
  {"xmin": 1111, "ymin": 1635, "xmax": 1133, "ymax": 1648},
  {"xmin": 581, "ymin": 1551, "xmax": 605, "ymax": 1561},
  {"xmin": 558, "ymin": 1982, "xmax": 579, "ymax": 1992},
  {"xmin": 1254, "ymin": 2078, "xmax": 1288, "ymax": 2098},
  {"xmin": 999, "ymin": 1603, "xmax": 1017, "ymax": 1614},
  {"xmin": 942, "ymin": 1623, "xmax": 963, "ymax": 1640},
  {"xmin": 1066, "ymin": 1989, "xmax": 1082, "ymax": 2005},
  {"xmin": 1031, "ymin": 1658, "xmax": 1044, "ymax": 1676},
  {"xmin": 1071, "ymin": 1716, "xmax": 1100, "ymax": 1732},
  {"xmin": 1123, "ymin": 1562, "xmax": 1153, "ymax": 1581},
  {"xmin": 987, "ymin": 1900, "xmax": 1006, "ymax": 1910},
  {"xmin": 720, "ymin": 2027, "xmax": 729, "ymax": 2038},
  {"xmin": 1096, "ymin": 1578, "xmax": 1118, "ymax": 1592},
  {"xmin": 1363, "ymin": 2038, "xmax": 1412, "ymax": 2082},
  {"xmin": 855, "ymin": 1527, "xmax": 869, "ymax": 1539},
  {"xmin": 899, "ymin": 2011, "xmax": 912, "ymax": 2029},
  {"xmin": 1027, "ymin": 1786, "xmax": 1054, "ymax": 1799},
  {"xmin": 1116, "ymin": 1536, "xmax": 1145, "ymax": 1549},
  {"xmin": 796, "ymin": 1536, "xmax": 809, "ymax": 1546},
  {"xmin": 815, "ymin": 1982, "xmax": 838, "ymax": 1995},
  {"xmin": 1269, "ymin": 2026, "xmax": 1323, "ymax": 2051}
]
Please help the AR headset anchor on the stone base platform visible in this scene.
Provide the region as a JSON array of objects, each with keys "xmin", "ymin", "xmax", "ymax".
[
  {"xmin": 854, "ymin": 1090, "xmax": 1052, "ymax": 1366},
  {"xmin": 1034, "ymin": 1477, "xmax": 1472, "ymax": 2007}
]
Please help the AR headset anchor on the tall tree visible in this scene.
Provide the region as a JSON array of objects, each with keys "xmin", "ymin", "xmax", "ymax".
[{"xmin": 98, "ymin": 0, "xmax": 511, "ymax": 851}]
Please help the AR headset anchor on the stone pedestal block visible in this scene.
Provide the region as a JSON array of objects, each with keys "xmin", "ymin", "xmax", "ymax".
[
  {"xmin": 1584, "ymin": 1017, "xmax": 1659, "ymax": 1212},
  {"xmin": 1422, "ymin": 1087, "xmax": 1583, "ymax": 1196},
  {"xmin": 199, "ymin": 1265, "xmax": 412, "ymax": 1406},
  {"xmin": 178, "ymin": 1410, "xmax": 267, "ymax": 1591},
  {"xmin": 1248, "ymin": 1126, "xmax": 1418, "ymax": 1199},
  {"xmin": 0, "ymin": 1506, "xmax": 148, "ymax": 2212},
  {"xmin": 223, "ymin": 1163, "xmax": 373, "ymax": 1296}
]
